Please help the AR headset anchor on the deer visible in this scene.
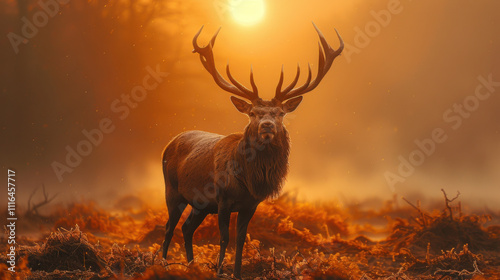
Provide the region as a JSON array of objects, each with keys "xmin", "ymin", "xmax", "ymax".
[{"xmin": 161, "ymin": 23, "xmax": 343, "ymax": 279}]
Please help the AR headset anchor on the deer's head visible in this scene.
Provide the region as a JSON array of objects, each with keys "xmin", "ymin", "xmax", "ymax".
[{"xmin": 193, "ymin": 23, "xmax": 344, "ymax": 143}]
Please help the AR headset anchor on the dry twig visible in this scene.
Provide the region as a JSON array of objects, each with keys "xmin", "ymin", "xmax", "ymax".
[
  {"xmin": 402, "ymin": 197, "xmax": 431, "ymax": 227},
  {"xmin": 27, "ymin": 184, "xmax": 58, "ymax": 217},
  {"xmin": 434, "ymin": 260, "xmax": 483, "ymax": 279},
  {"xmin": 441, "ymin": 189, "xmax": 460, "ymax": 221}
]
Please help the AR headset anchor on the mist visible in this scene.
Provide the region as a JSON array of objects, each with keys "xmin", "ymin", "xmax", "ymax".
[{"xmin": 1, "ymin": 0, "xmax": 499, "ymax": 210}]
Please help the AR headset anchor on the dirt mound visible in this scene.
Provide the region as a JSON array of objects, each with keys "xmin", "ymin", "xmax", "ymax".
[
  {"xmin": 26, "ymin": 225, "xmax": 107, "ymax": 273},
  {"xmin": 386, "ymin": 191, "xmax": 500, "ymax": 255},
  {"xmin": 416, "ymin": 216, "xmax": 498, "ymax": 252},
  {"xmin": 388, "ymin": 215, "xmax": 499, "ymax": 255}
]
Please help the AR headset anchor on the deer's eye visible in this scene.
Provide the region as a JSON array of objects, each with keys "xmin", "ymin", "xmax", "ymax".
[
  {"xmin": 279, "ymin": 112, "xmax": 285, "ymax": 117},
  {"xmin": 249, "ymin": 112, "xmax": 255, "ymax": 117}
]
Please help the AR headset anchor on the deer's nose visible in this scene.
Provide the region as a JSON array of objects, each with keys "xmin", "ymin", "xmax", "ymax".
[{"xmin": 260, "ymin": 121, "xmax": 275, "ymax": 130}]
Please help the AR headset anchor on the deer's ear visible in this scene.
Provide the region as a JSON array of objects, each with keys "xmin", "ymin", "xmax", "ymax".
[
  {"xmin": 230, "ymin": 96, "xmax": 252, "ymax": 114},
  {"xmin": 283, "ymin": 96, "xmax": 303, "ymax": 113}
]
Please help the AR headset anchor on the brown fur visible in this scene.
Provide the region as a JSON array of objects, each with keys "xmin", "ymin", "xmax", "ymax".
[{"xmin": 236, "ymin": 123, "xmax": 290, "ymax": 200}]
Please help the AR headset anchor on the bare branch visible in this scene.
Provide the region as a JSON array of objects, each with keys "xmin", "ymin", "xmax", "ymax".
[
  {"xmin": 441, "ymin": 189, "xmax": 460, "ymax": 221},
  {"xmin": 27, "ymin": 184, "xmax": 58, "ymax": 217},
  {"xmin": 27, "ymin": 186, "xmax": 39, "ymax": 213},
  {"xmin": 402, "ymin": 197, "xmax": 431, "ymax": 227}
]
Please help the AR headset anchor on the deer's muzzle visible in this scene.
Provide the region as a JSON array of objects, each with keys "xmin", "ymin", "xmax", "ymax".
[{"xmin": 258, "ymin": 121, "xmax": 276, "ymax": 142}]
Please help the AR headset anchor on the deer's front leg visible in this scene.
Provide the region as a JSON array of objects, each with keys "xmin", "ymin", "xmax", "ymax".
[
  {"xmin": 234, "ymin": 206, "xmax": 257, "ymax": 279},
  {"xmin": 217, "ymin": 203, "xmax": 231, "ymax": 275}
]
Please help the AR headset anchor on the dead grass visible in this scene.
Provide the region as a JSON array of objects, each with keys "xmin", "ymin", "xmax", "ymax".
[{"xmin": 1, "ymin": 191, "xmax": 498, "ymax": 280}]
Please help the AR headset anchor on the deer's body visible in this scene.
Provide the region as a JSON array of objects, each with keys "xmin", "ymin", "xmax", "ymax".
[
  {"xmin": 162, "ymin": 128, "xmax": 289, "ymax": 212},
  {"xmin": 161, "ymin": 24, "xmax": 343, "ymax": 279}
]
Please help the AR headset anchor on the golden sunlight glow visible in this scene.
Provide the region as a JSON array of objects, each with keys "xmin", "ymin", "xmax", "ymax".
[{"xmin": 230, "ymin": 0, "xmax": 266, "ymax": 26}]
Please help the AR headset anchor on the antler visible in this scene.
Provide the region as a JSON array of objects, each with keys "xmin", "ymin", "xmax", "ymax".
[
  {"xmin": 274, "ymin": 23, "xmax": 344, "ymax": 103},
  {"xmin": 193, "ymin": 26, "xmax": 260, "ymax": 102}
]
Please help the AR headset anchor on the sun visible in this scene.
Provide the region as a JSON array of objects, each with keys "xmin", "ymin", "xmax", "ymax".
[{"xmin": 230, "ymin": 0, "xmax": 266, "ymax": 26}]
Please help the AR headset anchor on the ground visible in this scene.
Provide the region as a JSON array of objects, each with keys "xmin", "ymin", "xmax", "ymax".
[{"xmin": 1, "ymin": 191, "xmax": 499, "ymax": 280}]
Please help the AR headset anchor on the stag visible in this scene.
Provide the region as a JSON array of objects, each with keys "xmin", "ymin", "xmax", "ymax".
[{"xmin": 161, "ymin": 23, "xmax": 343, "ymax": 278}]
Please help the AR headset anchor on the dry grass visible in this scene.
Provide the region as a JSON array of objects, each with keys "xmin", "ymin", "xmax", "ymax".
[{"xmin": 0, "ymin": 191, "xmax": 498, "ymax": 280}]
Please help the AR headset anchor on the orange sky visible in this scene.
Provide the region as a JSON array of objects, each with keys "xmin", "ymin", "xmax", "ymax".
[{"xmin": 1, "ymin": 0, "xmax": 500, "ymax": 209}]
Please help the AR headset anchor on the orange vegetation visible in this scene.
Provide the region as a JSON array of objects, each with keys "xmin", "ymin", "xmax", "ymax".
[{"xmin": 0, "ymin": 192, "xmax": 499, "ymax": 279}]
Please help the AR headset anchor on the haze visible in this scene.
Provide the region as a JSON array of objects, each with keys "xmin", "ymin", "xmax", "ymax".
[{"xmin": 1, "ymin": 0, "xmax": 499, "ymax": 210}]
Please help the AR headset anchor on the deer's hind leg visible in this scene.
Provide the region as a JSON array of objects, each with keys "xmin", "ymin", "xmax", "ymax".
[
  {"xmin": 162, "ymin": 191, "xmax": 187, "ymax": 259},
  {"xmin": 182, "ymin": 208, "xmax": 208, "ymax": 262}
]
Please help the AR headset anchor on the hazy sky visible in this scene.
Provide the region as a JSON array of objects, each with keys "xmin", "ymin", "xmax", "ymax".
[{"xmin": 1, "ymin": 0, "xmax": 499, "ymax": 209}]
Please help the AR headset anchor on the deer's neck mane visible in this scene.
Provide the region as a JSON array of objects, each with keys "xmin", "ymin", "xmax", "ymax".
[{"xmin": 236, "ymin": 126, "xmax": 290, "ymax": 200}]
